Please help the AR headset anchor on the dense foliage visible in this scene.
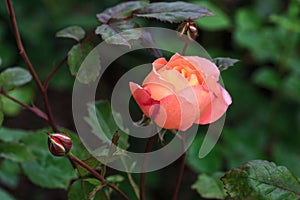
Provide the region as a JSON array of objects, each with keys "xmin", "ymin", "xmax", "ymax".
[{"xmin": 0, "ymin": 0, "xmax": 299, "ymax": 199}]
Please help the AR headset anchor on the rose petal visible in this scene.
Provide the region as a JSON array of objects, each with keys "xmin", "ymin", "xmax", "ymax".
[
  {"xmin": 195, "ymin": 84, "xmax": 232, "ymax": 124},
  {"xmin": 129, "ymin": 82, "xmax": 159, "ymax": 117},
  {"xmin": 169, "ymin": 53, "xmax": 182, "ymax": 62},
  {"xmin": 159, "ymin": 69, "xmax": 191, "ymax": 92},
  {"xmin": 177, "ymin": 85, "xmax": 210, "ymax": 120},
  {"xmin": 167, "ymin": 54, "xmax": 206, "ymax": 84},
  {"xmin": 149, "ymin": 94, "xmax": 197, "ymax": 131},
  {"xmin": 144, "ymin": 83, "xmax": 174, "ymax": 100},
  {"xmin": 184, "ymin": 56, "xmax": 220, "ymax": 80},
  {"xmin": 153, "ymin": 57, "xmax": 167, "ymax": 70}
]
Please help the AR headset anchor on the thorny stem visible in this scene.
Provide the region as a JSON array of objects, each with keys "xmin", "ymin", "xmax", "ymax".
[
  {"xmin": 68, "ymin": 154, "xmax": 129, "ymax": 200},
  {"xmin": 0, "ymin": 90, "xmax": 48, "ymax": 121},
  {"xmin": 140, "ymin": 135, "xmax": 155, "ymax": 200},
  {"xmin": 5, "ymin": 0, "xmax": 58, "ymax": 132},
  {"xmin": 5, "ymin": 0, "xmax": 44, "ymax": 93},
  {"xmin": 4, "ymin": 2, "xmax": 128, "ymax": 200}
]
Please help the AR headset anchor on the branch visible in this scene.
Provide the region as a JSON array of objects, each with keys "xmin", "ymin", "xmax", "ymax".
[
  {"xmin": 172, "ymin": 152, "xmax": 186, "ymax": 200},
  {"xmin": 5, "ymin": 0, "xmax": 59, "ymax": 132},
  {"xmin": 44, "ymin": 56, "xmax": 67, "ymax": 90},
  {"xmin": 5, "ymin": 0, "xmax": 44, "ymax": 92},
  {"xmin": 0, "ymin": 90, "xmax": 48, "ymax": 121},
  {"xmin": 140, "ymin": 136, "xmax": 155, "ymax": 200},
  {"xmin": 172, "ymin": 132, "xmax": 187, "ymax": 200},
  {"xmin": 68, "ymin": 154, "xmax": 129, "ymax": 200},
  {"xmin": 44, "ymin": 32, "xmax": 97, "ymax": 90}
]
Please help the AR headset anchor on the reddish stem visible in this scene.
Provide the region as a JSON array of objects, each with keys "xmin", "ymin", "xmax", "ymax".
[
  {"xmin": 44, "ymin": 56, "xmax": 67, "ymax": 90},
  {"xmin": 5, "ymin": 0, "xmax": 44, "ymax": 92},
  {"xmin": 140, "ymin": 136, "xmax": 155, "ymax": 200},
  {"xmin": 172, "ymin": 152, "xmax": 186, "ymax": 200},
  {"xmin": 5, "ymin": 0, "xmax": 58, "ymax": 132},
  {"xmin": 172, "ymin": 133, "xmax": 187, "ymax": 200},
  {"xmin": 83, "ymin": 32, "xmax": 97, "ymax": 43},
  {"xmin": 69, "ymin": 154, "xmax": 129, "ymax": 200},
  {"xmin": 0, "ymin": 90, "xmax": 48, "ymax": 121}
]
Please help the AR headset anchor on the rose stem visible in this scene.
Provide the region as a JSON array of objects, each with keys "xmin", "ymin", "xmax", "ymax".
[
  {"xmin": 0, "ymin": 90, "xmax": 48, "ymax": 121},
  {"xmin": 5, "ymin": 0, "xmax": 58, "ymax": 132},
  {"xmin": 44, "ymin": 56, "xmax": 67, "ymax": 90},
  {"xmin": 69, "ymin": 154, "xmax": 129, "ymax": 200},
  {"xmin": 172, "ymin": 132, "xmax": 187, "ymax": 200},
  {"xmin": 140, "ymin": 135, "xmax": 155, "ymax": 200},
  {"xmin": 182, "ymin": 42, "xmax": 189, "ymax": 56}
]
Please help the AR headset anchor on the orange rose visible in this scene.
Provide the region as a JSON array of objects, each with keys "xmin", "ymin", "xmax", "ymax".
[{"xmin": 130, "ymin": 53, "xmax": 231, "ymax": 131}]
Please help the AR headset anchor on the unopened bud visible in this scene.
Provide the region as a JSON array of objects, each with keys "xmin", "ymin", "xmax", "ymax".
[
  {"xmin": 187, "ymin": 22, "xmax": 198, "ymax": 40},
  {"xmin": 177, "ymin": 20, "xmax": 198, "ymax": 41},
  {"xmin": 48, "ymin": 133, "xmax": 72, "ymax": 156}
]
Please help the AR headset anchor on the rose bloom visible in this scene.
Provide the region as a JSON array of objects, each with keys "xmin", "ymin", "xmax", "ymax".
[{"xmin": 130, "ymin": 53, "xmax": 232, "ymax": 131}]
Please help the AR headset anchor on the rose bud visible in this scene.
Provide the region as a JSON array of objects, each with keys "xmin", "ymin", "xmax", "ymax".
[
  {"xmin": 48, "ymin": 133, "xmax": 72, "ymax": 156},
  {"xmin": 130, "ymin": 53, "xmax": 232, "ymax": 131},
  {"xmin": 187, "ymin": 22, "xmax": 198, "ymax": 40},
  {"xmin": 177, "ymin": 21, "xmax": 198, "ymax": 40}
]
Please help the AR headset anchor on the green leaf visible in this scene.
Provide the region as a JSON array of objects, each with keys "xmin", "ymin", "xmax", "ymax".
[
  {"xmin": 84, "ymin": 178, "xmax": 101, "ymax": 186},
  {"xmin": 0, "ymin": 97, "xmax": 3, "ymax": 126},
  {"xmin": 221, "ymin": 160, "xmax": 300, "ymax": 199},
  {"xmin": 106, "ymin": 175, "xmax": 124, "ymax": 183},
  {"xmin": 0, "ymin": 141, "xmax": 35, "ymax": 162},
  {"xmin": 273, "ymin": 144, "xmax": 300, "ymax": 178},
  {"xmin": 76, "ymin": 48, "xmax": 101, "ymax": 84},
  {"xmin": 0, "ymin": 57, "xmax": 2, "ymax": 66},
  {"xmin": 22, "ymin": 158, "xmax": 77, "ymax": 189},
  {"xmin": 56, "ymin": 26, "xmax": 86, "ymax": 42},
  {"xmin": 135, "ymin": 1, "xmax": 214, "ymax": 23},
  {"xmin": 0, "ymin": 188, "xmax": 15, "ymax": 200},
  {"xmin": 68, "ymin": 179, "xmax": 107, "ymax": 200},
  {"xmin": 0, "ymin": 160, "xmax": 20, "ymax": 188},
  {"xmin": 186, "ymin": 134, "xmax": 222, "ymax": 174},
  {"xmin": 213, "ymin": 57, "xmax": 239, "ymax": 71},
  {"xmin": 222, "ymin": 128, "xmax": 265, "ymax": 169},
  {"xmin": 92, "ymin": 146, "xmax": 127, "ymax": 164},
  {"xmin": 67, "ymin": 43, "xmax": 93, "ymax": 76},
  {"xmin": 192, "ymin": 173, "xmax": 226, "ymax": 199},
  {"xmin": 0, "ymin": 127, "xmax": 28, "ymax": 142},
  {"xmin": 283, "ymin": 73, "xmax": 300, "ymax": 103},
  {"xmin": 253, "ymin": 67, "xmax": 281, "ymax": 90},
  {"xmin": 0, "ymin": 67, "xmax": 32, "ymax": 91},
  {"xmin": 270, "ymin": 15, "xmax": 300, "ymax": 33},
  {"xmin": 236, "ymin": 9, "xmax": 262, "ymax": 30},
  {"xmin": 84, "ymin": 100, "xmax": 128, "ymax": 150},
  {"xmin": 194, "ymin": 1, "xmax": 231, "ymax": 30},
  {"xmin": 96, "ymin": 1, "xmax": 148, "ymax": 24},
  {"xmin": 95, "ymin": 21, "xmax": 142, "ymax": 47}
]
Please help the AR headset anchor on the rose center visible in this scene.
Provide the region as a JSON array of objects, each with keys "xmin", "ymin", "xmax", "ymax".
[{"xmin": 173, "ymin": 66, "xmax": 200, "ymax": 86}]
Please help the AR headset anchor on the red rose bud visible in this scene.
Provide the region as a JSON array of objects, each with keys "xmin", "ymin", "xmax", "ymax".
[{"xmin": 48, "ymin": 133, "xmax": 72, "ymax": 156}]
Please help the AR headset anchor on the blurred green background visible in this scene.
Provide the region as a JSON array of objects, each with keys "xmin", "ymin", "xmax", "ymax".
[{"xmin": 0, "ymin": 0, "xmax": 300, "ymax": 199}]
